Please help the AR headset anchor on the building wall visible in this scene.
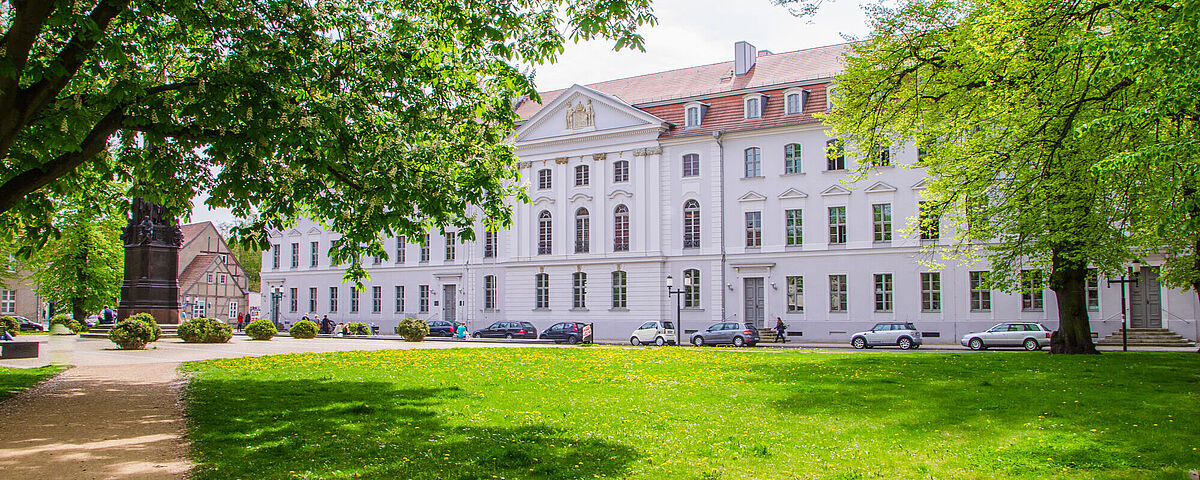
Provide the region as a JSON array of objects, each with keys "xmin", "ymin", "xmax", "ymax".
[{"xmin": 0, "ymin": 272, "xmax": 45, "ymax": 322}]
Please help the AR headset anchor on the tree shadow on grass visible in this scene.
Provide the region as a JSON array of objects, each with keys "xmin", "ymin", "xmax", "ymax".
[{"xmin": 185, "ymin": 377, "xmax": 638, "ymax": 479}]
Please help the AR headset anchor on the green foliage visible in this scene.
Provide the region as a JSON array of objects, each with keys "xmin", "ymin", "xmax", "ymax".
[
  {"xmin": 245, "ymin": 319, "xmax": 277, "ymax": 341},
  {"xmin": 394, "ymin": 317, "xmax": 429, "ymax": 342},
  {"xmin": 345, "ymin": 322, "xmax": 370, "ymax": 336},
  {"xmin": 183, "ymin": 349, "xmax": 1200, "ymax": 479},
  {"xmin": 0, "ymin": 316, "xmax": 17, "ymax": 336},
  {"xmin": 48, "ymin": 313, "xmax": 81, "ymax": 334},
  {"xmin": 125, "ymin": 312, "xmax": 163, "ymax": 342},
  {"xmin": 108, "ymin": 319, "xmax": 154, "ymax": 350},
  {"xmin": 178, "ymin": 318, "xmax": 233, "ymax": 344},
  {"xmin": 289, "ymin": 319, "xmax": 319, "ymax": 339},
  {"xmin": 0, "ymin": 0, "xmax": 657, "ymax": 286},
  {"xmin": 29, "ymin": 196, "xmax": 124, "ymax": 323},
  {"xmin": 1, "ymin": 365, "xmax": 68, "ymax": 402}
]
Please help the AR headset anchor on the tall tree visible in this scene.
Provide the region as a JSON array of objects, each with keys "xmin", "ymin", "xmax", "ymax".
[
  {"xmin": 31, "ymin": 206, "xmax": 124, "ymax": 323},
  {"xmin": 791, "ymin": 0, "xmax": 1174, "ymax": 353},
  {"xmin": 0, "ymin": 0, "xmax": 655, "ymax": 282}
]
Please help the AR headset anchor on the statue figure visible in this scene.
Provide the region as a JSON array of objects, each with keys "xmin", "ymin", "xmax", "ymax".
[
  {"xmin": 565, "ymin": 100, "xmax": 594, "ymax": 130},
  {"xmin": 585, "ymin": 100, "xmax": 594, "ymax": 127},
  {"xmin": 137, "ymin": 215, "xmax": 154, "ymax": 244}
]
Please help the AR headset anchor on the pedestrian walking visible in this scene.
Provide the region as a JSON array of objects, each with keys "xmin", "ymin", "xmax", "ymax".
[
  {"xmin": 774, "ymin": 317, "xmax": 787, "ymax": 343},
  {"xmin": 456, "ymin": 323, "xmax": 467, "ymax": 340},
  {"xmin": 236, "ymin": 314, "xmax": 244, "ymax": 332}
]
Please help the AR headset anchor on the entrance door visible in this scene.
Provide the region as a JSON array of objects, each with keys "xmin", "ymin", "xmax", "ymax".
[
  {"xmin": 1129, "ymin": 267, "xmax": 1162, "ymax": 328},
  {"xmin": 442, "ymin": 285, "xmax": 457, "ymax": 323},
  {"xmin": 743, "ymin": 278, "xmax": 765, "ymax": 327}
]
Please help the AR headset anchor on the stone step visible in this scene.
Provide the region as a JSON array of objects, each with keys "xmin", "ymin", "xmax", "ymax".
[
  {"xmin": 1097, "ymin": 328, "xmax": 1195, "ymax": 347},
  {"xmin": 1097, "ymin": 338, "xmax": 1194, "ymax": 345}
]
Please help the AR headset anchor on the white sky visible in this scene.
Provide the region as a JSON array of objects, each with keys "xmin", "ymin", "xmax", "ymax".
[{"xmin": 189, "ymin": 0, "xmax": 872, "ymax": 226}]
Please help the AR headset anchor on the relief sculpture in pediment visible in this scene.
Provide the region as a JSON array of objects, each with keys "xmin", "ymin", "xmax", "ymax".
[{"xmin": 565, "ymin": 100, "xmax": 594, "ymax": 130}]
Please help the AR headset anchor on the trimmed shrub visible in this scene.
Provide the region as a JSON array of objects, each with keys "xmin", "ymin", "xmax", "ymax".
[
  {"xmin": 0, "ymin": 315, "xmax": 17, "ymax": 336},
  {"xmin": 125, "ymin": 312, "xmax": 163, "ymax": 341},
  {"xmin": 49, "ymin": 314, "xmax": 81, "ymax": 334},
  {"xmin": 394, "ymin": 317, "xmax": 429, "ymax": 342},
  {"xmin": 346, "ymin": 322, "xmax": 370, "ymax": 335},
  {"xmin": 108, "ymin": 320, "xmax": 155, "ymax": 350},
  {"xmin": 178, "ymin": 317, "xmax": 233, "ymax": 343},
  {"xmin": 289, "ymin": 319, "xmax": 319, "ymax": 339},
  {"xmin": 245, "ymin": 319, "xmax": 277, "ymax": 340}
]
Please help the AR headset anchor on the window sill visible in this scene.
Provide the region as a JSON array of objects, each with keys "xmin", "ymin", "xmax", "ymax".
[
  {"xmin": 875, "ymin": 310, "xmax": 893, "ymax": 313},
  {"xmin": 829, "ymin": 310, "xmax": 848, "ymax": 314},
  {"xmin": 785, "ymin": 244, "xmax": 803, "ymax": 249},
  {"xmin": 969, "ymin": 309, "xmax": 992, "ymax": 313},
  {"xmin": 681, "ymin": 174, "xmax": 700, "ymax": 179},
  {"xmin": 532, "ymin": 308, "xmax": 551, "ymax": 312},
  {"xmin": 609, "ymin": 308, "xmax": 630, "ymax": 312},
  {"xmin": 824, "ymin": 169, "xmax": 847, "ymax": 173},
  {"xmin": 873, "ymin": 241, "xmax": 892, "ymax": 247},
  {"xmin": 570, "ymin": 308, "xmax": 589, "ymax": 312},
  {"xmin": 921, "ymin": 309, "xmax": 942, "ymax": 313},
  {"xmin": 780, "ymin": 172, "xmax": 805, "ymax": 177},
  {"xmin": 1022, "ymin": 309, "xmax": 1044, "ymax": 312},
  {"xmin": 681, "ymin": 308, "xmax": 704, "ymax": 312},
  {"xmin": 827, "ymin": 243, "xmax": 847, "ymax": 249},
  {"xmin": 745, "ymin": 246, "xmax": 761, "ymax": 251},
  {"xmin": 786, "ymin": 310, "xmax": 804, "ymax": 314},
  {"xmin": 483, "ymin": 308, "xmax": 499, "ymax": 313},
  {"xmin": 741, "ymin": 176, "xmax": 765, "ymax": 180}
]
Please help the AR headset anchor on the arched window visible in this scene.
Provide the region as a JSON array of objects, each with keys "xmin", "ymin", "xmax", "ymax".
[
  {"xmin": 534, "ymin": 273, "xmax": 549, "ymax": 309},
  {"xmin": 784, "ymin": 143, "xmax": 802, "ymax": 174},
  {"xmin": 683, "ymin": 200, "xmax": 701, "ymax": 249},
  {"xmin": 537, "ymin": 210, "xmax": 552, "ymax": 255},
  {"xmin": 574, "ymin": 207, "xmax": 590, "ymax": 253},
  {"xmin": 613, "ymin": 160, "xmax": 629, "ymax": 183},
  {"xmin": 684, "ymin": 269, "xmax": 701, "ymax": 308},
  {"xmin": 744, "ymin": 147, "xmax": 761, "ymax": 177},
  {"xmin": 682, "ymin": 154, "xmax": 700, "ymax": 177},
  {"xmin": 613, "ymin": 205, "xmax": 630, "ymax": 251}
]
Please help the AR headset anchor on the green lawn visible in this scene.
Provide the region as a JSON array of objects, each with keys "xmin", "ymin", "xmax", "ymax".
[
  {"xmin": 0, "ymin": 365, "xmax": 67, "ymax": 402},
  {"xmin": 182, "ymin": 348, "xmax": 1200, "ymax": 479}
]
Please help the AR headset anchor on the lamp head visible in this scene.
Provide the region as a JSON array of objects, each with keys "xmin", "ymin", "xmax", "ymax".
[{"xmin": 666, "ymin": 275, "xmax": 674, "ymax": 289}]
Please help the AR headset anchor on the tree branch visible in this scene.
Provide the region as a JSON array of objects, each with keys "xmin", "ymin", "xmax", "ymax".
[{"xmin": 0, "ymin": 1, "xmax": 57, "ymax": 138}]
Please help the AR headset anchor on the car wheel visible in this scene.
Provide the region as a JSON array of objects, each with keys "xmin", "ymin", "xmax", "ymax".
[
  {"xmin": 655, "ymin": 336, "xmax": 666, "ymax": 346},
  {"xmin": 472, "ymin": 332, "xmax": 482, "ymax": 338},
  {"xmin": 505, "ymin": 333, "xmax": 514, "ymax": 339},
  {"xmin": 733, "ymin": 336, "xmax": 745, "ymax": 347},
  {"xmin": 692, "ymin": 336, "xmax": 704, "ymax": 347},
  {"xmin": 567, "ymin": 335, "xmax": 580, "ymax": 345},
  {"xmin": 1023, "ymin": 338, "xmax": 1040, "ymax": 351},
  {"xmin": 851, "ymin": 337, "xmax": 866, "ymax": 349},
  {"xmin": 968, "ymin": 337, "xmax": 984, "ymax": 350},
  {"xmin": 898, "ymin": 337, "xmax": 913, "ymax": 350},
  {"xmin": 630, "ymin": 336, "xmax": 641, "ymax": 346}
]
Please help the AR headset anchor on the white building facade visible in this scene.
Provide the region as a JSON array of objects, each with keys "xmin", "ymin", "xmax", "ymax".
[{"xmin": 261, "ymin": 42, "xmax": 1200, "ymax": 342}]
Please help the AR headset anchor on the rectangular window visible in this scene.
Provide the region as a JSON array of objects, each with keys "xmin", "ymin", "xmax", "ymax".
[
  {"xmin": 1086, "ymin": 269, "xmax": 1099, "ymax": 311},
  {"xmin": 350, "ymin": 288, "xmax": 359, "ymax": 313},
  {"xmin": 744, "ymin": 148, "xmax": 761, "ymax": 177},
  {"xmin": 872, "ymin": 203, "xmax": 892, "ymax": 242},
  {"xmin": 826, "ymin": 139, "xmax": 845, "ymax": 170},
  {"xmin": 290, "ymin": 243, "xmax": 299, "ymax": 268},
  {"xmin": 920, "ymin": 201, "xmax": 941, "ymax": 240},
  {"xmin": 786, "ymin": 276, "xmax": 804, "ymax": 312},
  {"xmin": 420, "ymin": 234, "xmax": 430, "ymax": 262},
  {"xmin": 372, "ymin": 254, "xmax": 382, "ymax": 265},
  {"xmin": 538, "ymin": 168, "xmax": 552, "ymax": 189},
  {"xmin": 329, "ymin": 287, "xmax": 338, "ymax": 312},
  {"xmin": 1021, "ymin": 270, "xmax": 1044, "ymax": 311},
  {"xmin": 445, "ymin": 232, "xmax": 456, "ymax": 261},
  {"xmin": 395, "ymin": 286, "xmax": 404, "ymax": 313},
  {"xmin": 684, "ymin": 269, "xmax": 701, "ymax": 308},
  {"xmin": 613, "ymin": 160, "xmax": 629, "ymax": 183},
  {"xmin": 786, "ymin": 93, "xmax": 802, "ymax": 114},
  {"xmin": 418, "ymin": 285, "xmax": 429, "ymax": 313},
  {"xmin": 484, "ymin": 231, "xmax": 496, "ymax": 258},
  {"xmin": 785, "ymin": 209, "xmax": 803, "ymax": 246},
  {"xmin": 686, "ymin": 106, "xmax": 700, "ymax": 127},
  {"xmin": 207, "ymin": 273, "xmax": 213, "ymax": 283},
  {"xmin": 310, "ymin": 241, "xmax": 319, "ymax": 267},
  {"xmin": 920, "ymin": 272, "xmax": 941, "ymax": 312},
  {"xmin": 970, "ymin": 271, "xmax": 991, "ymax": 311},
  {"xmin": 483, "ymin": 276, "xmax": 496, "ymax": 310},
  {"xmin": 611, "ymin": 271, "xmax": 627, "ymax": 308},
  {"xmin": 745, "ymin": 97, "xmax": 761, "ymax": 118},
  {"xmin": 682, "ymin": 154, "xmax": 700, "ymax": 177},
  {"xmin": 534, "ymin": 274, "xmax": 549, "ymax": 309},
  {"xmin": 871, "ymin": 144, "xmax": 891, "ymax": 167},
  {"xmin": 575, "ymin": 165, "xmax": 589, "ymax": 186},
  {"xmin": 395, "ymin": 236, "xmax": 406, "ymax": 263},
  {"xmin": 228, "ymin": 301, "xmax": 238, "ymax": 318},
  {"xmin": 308, "ymin": 287, "xmax": 317, "ymax": 313},
  {"xmin": 272, "ymin": 244, "xmax": 280, "ymax": 269},
  {"xmin": 372, "ymin": 286, "xmax": 382, "ymax": 313},
  {"xmin": 829, "ymin": 274, "xmax": 847, "ymax": 312},
  {"xmin": 0, "ymin": 290, "xmax": 15, "ymax": 314},
  {"xmin": 784, "ymin": 143, "xmax": 802, "ymax": 174},
  {"xmin": 193, "ymin": 299, "xmax": 206, "ymax": 318},
  {"xmin": 874, "ymin": 273, "xmax": 893, "ymax": 312},
  {"xmin": 745, "ymin": 211, "xmax": 762, "ymax": 247},
  {"xmin": 572, "ymin": 272, "xmax": 587, "ymax": 309},
  {"xmin": 828, "ymin": 206, "xmax": 847, "ymax": 244},
  {"xmin": 289, "ymin": 287, "xmax": 298, "ymax": 312}
]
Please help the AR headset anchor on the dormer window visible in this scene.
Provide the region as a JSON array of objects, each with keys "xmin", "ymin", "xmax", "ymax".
[
  {"xmin": 784, "ymin": 88, "xmax": 811, "ymax": 115},
  {"xmin": 684, "ymin": 101, "xmax": 707, "ymax": 127},
  {"xmin": 743, "ymin": 94, "xmax": 764, "ymax": 119},
  {"xmin": 538, "ymin": 168, "xmax": 552, "ymax": 189},
  {"xmin": 826, "ymin": 84, "xmax": 837, "ymax": 111}
]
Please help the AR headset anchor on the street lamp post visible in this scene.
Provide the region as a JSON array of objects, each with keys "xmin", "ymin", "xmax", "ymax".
[
  {"xmin": 665, "ymin": 274, "xmax": 693, "ymax": 345},
  {"xmin": 1106, "ymin": 260, "xmax": 1141, "ymax": 352}
]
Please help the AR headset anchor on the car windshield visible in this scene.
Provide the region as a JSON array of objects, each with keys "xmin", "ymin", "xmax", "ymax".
[{"xmin": 662, "ymin": 322, "xmax": 675, "ymax": 330}]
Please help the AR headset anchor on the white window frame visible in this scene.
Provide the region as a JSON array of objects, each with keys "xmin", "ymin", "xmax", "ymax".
[
  {"xmin": 786, "ymin": 276, "xmax": 804, "ymax": 312},
  {"xmin": 1, "ymin": 289, "xmax": 16, "ymax": 314},
  {"xmin": 613, "ymin": 205, "xmax": 630, "ymax": 252},
  {"xmin": 784, "ymin": 143, "xmax": 802, "ymax": 174},
  {"xmin": 534, "ymin": 273, "xmax": 549, "ymax": 309},
  {"xmin": 785, "ymin": 209, "xmax": 803, "ymax": 246},
  {"xmin": 921, "ymin": 272, "xmax": 941, "ymax": 312},
  {"xmin": 572, "ymin": 272, "xmax": 587, "ymax": 309},
  {"xmin": 682, "ymin": 153, "xmax": 700, "ymax": 177},
  {"xmin": 872, "ymin": 203, "xmax": 892, "ymax": 243},
  {"xmin": 613, "ymin": 160, "xmax": 629, "ymax": 183},
  {"xmin": 743, "ymin": 94, "xmax": 764, "ymax": 119},
  {"xmin": 684, "ymin": 101, "xmax": 706, "ymax": 127},
  {"xmin": 784, "ymin": 88, "xmax": 810, "ymax": 115},
  {"xmin": 574, "ymin": 164, "xmax": 589, "ymax": 186},
  {"xmin": 538, "ymin": 210, "xmax": 553, "ymax": 255},
  {"xmin": 611, "ymin": 271, "xmax": 627, "ymax": 308},
  {"xmin": 537, "ymin": 168, "xmax": 552, "ymax": 189}
]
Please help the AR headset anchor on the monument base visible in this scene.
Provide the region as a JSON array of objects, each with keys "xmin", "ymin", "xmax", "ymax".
[
  {"xmin": 116, "ymin": 307, "xmax": 180, "ymax": 325},
  {"xmin": 118, "ymin": 198, "xmax": 182, "ymax": 325}
]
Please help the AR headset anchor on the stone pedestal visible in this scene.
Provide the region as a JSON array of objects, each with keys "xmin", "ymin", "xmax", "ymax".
[{"xmin": 117, "ymin": 198, "xmax": 183, "ymax": 324}]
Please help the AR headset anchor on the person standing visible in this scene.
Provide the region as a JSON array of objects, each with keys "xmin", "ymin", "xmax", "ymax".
[
  {"xmin": 236, "ymin": 314, "xmax": 245, "ymax": 332},
  {"xmin": 774, "ymin": 317, "xmax": 787, "ymax": 343}
]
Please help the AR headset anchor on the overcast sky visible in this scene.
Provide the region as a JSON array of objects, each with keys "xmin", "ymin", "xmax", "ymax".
[{"xmin": 189, "ymin": 0, "xmax": 872, "ymax": 226}]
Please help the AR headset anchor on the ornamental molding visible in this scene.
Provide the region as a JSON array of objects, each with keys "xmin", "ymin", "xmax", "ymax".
[
  {"xmin": 633, "ymin": 146, "xmax": 663, "ymax": 156},
  {"xmin": 592, "ymin": 153, "xmax": 607, "ymax": 161},
  {"xmin": 517, "ymin": 161, "xmax": 533, "ymax": 169},
  {"xmin": 565, "ymin": 99, "xmax": 595, "ymax": 130},
  {"xmin": 554, "ymin": 157, "xmax": 569, "ymax": 165}
]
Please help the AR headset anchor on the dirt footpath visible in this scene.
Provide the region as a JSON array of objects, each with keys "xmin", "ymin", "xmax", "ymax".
[{"xmin": 0, "ymin": 363, "xmax": 189, "ymax": 480}]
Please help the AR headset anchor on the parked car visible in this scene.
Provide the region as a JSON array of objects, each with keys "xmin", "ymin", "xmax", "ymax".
[
  {"xmin": 426, "ymin": 320, "xmax": 456, "ymax": 337},
  {"xmin": 629, "ymin": 320, "xmax": 676, "ymax": 346},
  {"xmin": 691, "ymin": 322, "xmax": 759, "ymax": 347},
  {"xmin": 472, "ymin": 321, "xmax": 538, "ymax": 339},
  {"xmin": 961, "ymin": 322, "xmax": 1051, "ymax": 351},
  {"xmin": 11, "ymin": 316, "xmax": 44, "ymax": 332},
  {"xmin": 850, "ymin": 322, "xmax": 923, "ymax": 350},
  {"xmin": 541, "ymin": 322, "xmax": 589, "ymax": 344}
]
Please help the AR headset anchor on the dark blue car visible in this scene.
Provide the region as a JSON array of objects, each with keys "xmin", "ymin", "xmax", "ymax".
[{"xmin": 426, "ymin": 320, "xmax": 456, "ymax": 337}]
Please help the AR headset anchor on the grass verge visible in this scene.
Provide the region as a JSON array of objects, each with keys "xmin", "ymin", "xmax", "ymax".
[
  {"xmin": 0, "ymin": 364, "xmax": 68, "ymax": 402},
  {"xmin": 183, "ymin": 348, "xmax": 1200, "ymax": 479}
]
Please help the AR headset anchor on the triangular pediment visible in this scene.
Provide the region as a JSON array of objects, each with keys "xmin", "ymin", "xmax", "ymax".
[
  {"xmin": 286, "ymin": 229, "xmax": 302, "ymax": 237},
  {"xmin": 821, "ymin": 184, "xmax": 853, "ymax": 196},
  {"xmin": 516, "ymin": 84, "xmax": 667, "ymax": 143},
  {"xmin": 267, "ymin": 230, "xmax": 282, "ymax": 238},
  {"xmin": 865, "ymin": 181, "xmax": 897, "ymax": 193},
  {"xmin": 911, "ymin": 178, "xmax": 931, "ymax": 190},
  {"xmin": 307, "ymin": 227, "xmax": 323, "ymax": 235},
  {"xmin": 738, "ymin": 191, "xmax": 767, "ymax": 202},
  {"xmin": 778, "ymin": 188, "xmax": 808, "ymax": 199}
]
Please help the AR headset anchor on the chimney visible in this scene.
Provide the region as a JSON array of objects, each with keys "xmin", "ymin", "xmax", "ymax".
[{"xmin": 734, "ymin": 41, "xmax": 757, "ymax": 76}]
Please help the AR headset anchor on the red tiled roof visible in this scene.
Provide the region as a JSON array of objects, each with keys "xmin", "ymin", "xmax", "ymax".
[
  {"xmin": 180, "ymin": 222, "xmax": 213, "ymax": 243},
  {"xmin": 646, "ymin": 85, "xmax": 829, "ymax": 139},
  {"xmin": 515, "ymin": 42, "xmax": 851, "ymax": 120},
  {"xmin": 178, "ymin": 253, "xmax": 217, "ymax": 286}
]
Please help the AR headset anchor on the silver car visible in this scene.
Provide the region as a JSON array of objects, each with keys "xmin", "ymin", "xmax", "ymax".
[
  {"xmin": 961, "ymin": 322, "xmax": 1051, "ymax": 351},
  {"xmin": 691, "ymin": 322, "xmax": 760, "ymax": 347},
  {"xmin": 850, "ymin": 322, "xmax": 923, "ymax": 350}
]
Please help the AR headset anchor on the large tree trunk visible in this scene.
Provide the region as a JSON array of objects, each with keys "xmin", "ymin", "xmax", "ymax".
[
  {"xmin": 1049, "ymin": 244, "xmax": 1100, "ymax": 354},
  {"xmin": 71, "ymin": 298, "xmax": 86, "ymax": 328}
]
